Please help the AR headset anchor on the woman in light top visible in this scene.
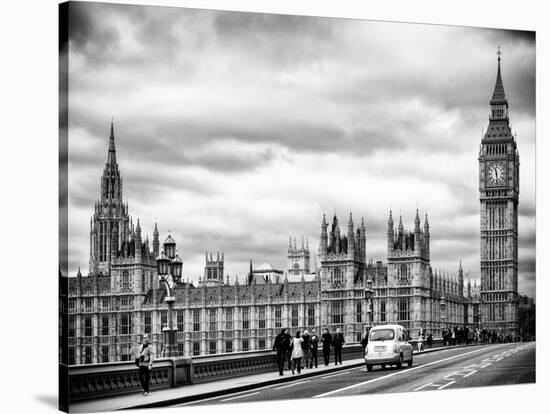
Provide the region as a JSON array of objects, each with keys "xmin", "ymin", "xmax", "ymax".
[{"xmin": 290, "ymin": 330, "xmax": 304, "ymax": 375}]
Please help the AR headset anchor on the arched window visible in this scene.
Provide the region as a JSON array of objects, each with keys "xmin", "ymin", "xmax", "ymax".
[
  {"xmin": 400, "ymin": 264, "xmax": 408, "ymax": 281},
  {"xmin": 334, "ymin": 268, "xmax": 342, "ymax": 284},
  {"xmin": 122, "ymin": 270, "xmax": 130, "ymax": 290}
]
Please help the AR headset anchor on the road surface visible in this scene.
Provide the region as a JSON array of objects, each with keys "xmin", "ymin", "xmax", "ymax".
[{"xmin": 180, "ymin": 342, "xmax": 535, "ymax": 406}]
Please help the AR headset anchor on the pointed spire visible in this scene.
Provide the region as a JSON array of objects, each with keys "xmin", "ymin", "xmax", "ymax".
[
  {"xmin": 414, "ymin": 208, "xmax": 420, "ymax": 231},
  {"xmin": 322, "ymin": 213, "xmax": 327, "ymax": 227},
  {"xmin": 248, "ymin": 259, "xmax": 253, "ymax": 285},
  {"xmin": 107, "ymin": 119, "xmax": 117, "ymax": 165},
  {"xmin": 388, "ymin": 210, "xmax": 394, "ymax": 227},
  {"xmin": 306, "ymin": 237, "xmax": 309, "ymax": 250},
  {"xmin": 424, "ymin": 212, "xmax": 429, "ymax": 230},
  {"xmin": 491, "ymin": 46, "xmax": 507, "ymax": 104},
  {"xmin": 288, "ymin": 236, "xmax": 293, "ymax": 251},
  {"xmin": 398, "ymin": 214, "xmax": 404, "ymax": 232},
  {"xmin": 459, "ymin": 260, "xmax": 463, "ymax": 272},
  {"xmin": 136, "ymin": 218, "xmax": 141, "ymax": 238}
]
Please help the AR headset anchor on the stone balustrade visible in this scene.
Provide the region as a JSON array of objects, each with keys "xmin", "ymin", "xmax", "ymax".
[{"xmin": 68, "ymin": 344, "xmax": 364, "ymax": 401}]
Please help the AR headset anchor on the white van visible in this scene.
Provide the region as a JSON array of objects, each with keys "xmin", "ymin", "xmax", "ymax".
[{"xmin": 364, "ymin": 324, "xmax": 413, "ymax": 372}]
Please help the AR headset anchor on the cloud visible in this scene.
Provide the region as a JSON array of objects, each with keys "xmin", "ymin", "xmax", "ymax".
[{"xmin": 65, "ymin": 4, "xmax": 536, "ymax": 298}]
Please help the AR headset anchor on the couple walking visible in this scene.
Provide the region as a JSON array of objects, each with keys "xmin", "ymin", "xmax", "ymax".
[{"xmin": 321, "ymin": 327, "xmax": 346, "ymax": 365}]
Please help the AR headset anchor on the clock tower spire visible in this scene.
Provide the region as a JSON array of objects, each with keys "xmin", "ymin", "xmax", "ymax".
[{"xmin": 478, "ymin": 48, "xmax": 520, "ymax": 337}]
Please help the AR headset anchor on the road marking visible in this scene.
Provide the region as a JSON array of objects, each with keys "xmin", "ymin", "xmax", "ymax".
[
  {"xmin": 438, "ymin": 381, "xmax": 456, "ymax": 390},
  {"xmin": 313, "ymin": 346, "xmax": 489, "ymax": 398},
  {"xmin": 444, "ymin": 371, "xmax": 459, "ymax": 379},
  {"xmin": 275, "ymin": 380, "xmax": 310, "ymax": 390},
  {"xmin": 413, "ymin": 382, "xmax": 434, "ymax": 391},
  {"xmin": 220, "ymin": 392, "xmax": 260, "ymax": 402},
  {"xmin": 479, "ymin": 363, "xmax": 492, "ymax": 368},
  {"xmin": 463, "ymin": 369, "xmax": 478, "ymax": 378},
  {"xmin": 319, "ymin": 371, "xmax": 349, "ymax": 379}
]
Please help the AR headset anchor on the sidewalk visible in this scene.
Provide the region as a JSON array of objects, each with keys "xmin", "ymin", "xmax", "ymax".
[{"xmin": 70, "ymin": 344, "xmax": 476, "ymax": 413}]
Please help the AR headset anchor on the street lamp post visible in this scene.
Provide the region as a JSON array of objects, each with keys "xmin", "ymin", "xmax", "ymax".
[
  {"xmin": 156, "ymin": 236, "xmax": 183, "ymax": 358},
  {"xmin": 440, "ymin": 296, "xmax": 447, "ymax": 344},
  {"xmin": 365, "ymin": 277, "xmax": 374, "ymax": 329}
]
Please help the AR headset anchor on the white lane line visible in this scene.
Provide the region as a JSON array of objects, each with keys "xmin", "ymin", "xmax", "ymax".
[
  {"xmin": 444, "ymin": 371, "xmax": 459, "ymax": 379},
  {"xmin": 313, "ymin": 346, "xmax": 489, "ymax": 398},
  {"xmin": 275, "ymin": 380, "xmax": 310, "ymax": 390},
  {"xmin": 438, "ymin": 381, "xmax": 456, "ymax": 390},
  {"xmin": 220, "ymin": 392, "xmax": 260, "ymax": 402},
  {"xmin": 413, "ymin": 382, "xmax": 434, "ymax": 391},
  {"xmin": 319, "ymin": 371, "xmax": 349, "ymax": 379},
  {"xmin": 479, "ymin": 363, "xmax": 492, "ymax": 368},
  {"xmin": 463, "ymin": 370, "xmax": 478, "ymax": 378}
]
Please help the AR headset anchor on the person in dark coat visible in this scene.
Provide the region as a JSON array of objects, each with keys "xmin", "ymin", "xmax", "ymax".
[
  {"xmin": 302, "ymin": 329, "xmax": 312, "ymax": 369},
  {"xmin": 332, "ymin": 327, "xmax": 345, "ymax": 365},
  {"xmin": 310, "ymin": 329, "xmax": 319, "ymax": 368},
  {"xmin": 321, "ymin": 328, "xmax": 332, "ymax": 366},
  {"xmin": 426, "ymin": 333, "xmax": 433, "ymax": 348},
  {"xmin": 273, "ymin": 328, "xmax": 291, "ymax": 376},
  {"xmin": 360, "ymin": 326, "xmax": 370, "ymax": 350}
]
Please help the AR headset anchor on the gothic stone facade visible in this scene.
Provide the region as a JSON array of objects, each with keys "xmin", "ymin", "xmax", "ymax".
[
  {"xmin": 67, "ymin": 64, "xmax": 514, "ymax": 363},
  {"xmin": 479, "ymin": 53, "xmax": 520, "ymax": 336}
]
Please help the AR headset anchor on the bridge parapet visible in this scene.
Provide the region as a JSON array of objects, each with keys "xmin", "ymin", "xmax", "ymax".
[{"xmin": 68, "ymin": 344, "xmax": 364, "ymax": 401}]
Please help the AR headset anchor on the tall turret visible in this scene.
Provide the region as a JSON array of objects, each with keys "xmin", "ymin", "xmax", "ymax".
[
  {"xmin": 458, "ymin": 260, "xmax": 464, "ymax": 297},
  {"xmin": 347, "ymin": 212, "xmax": 355, "ymax": 257},
  {"xmin": 414, "ymin": 209, "xmax": 421, "ymax": 252},
  {"xmin": 424, "ymin": 213, "xmax": 430, "ymax": 260},
  {"xmin": 320, "ymin": 214, "xmax": 328, "ymax": 256},
  {"xmin": 89, "ymin": 120, "xmax": 130, "ymax": 275},
  {"xmin": 387, "ymin": 210, "xmax": 394, "ymax": 257},
  {"xmin": 153, "ymin": 222, "xmax": 159, "ymax": 257}
]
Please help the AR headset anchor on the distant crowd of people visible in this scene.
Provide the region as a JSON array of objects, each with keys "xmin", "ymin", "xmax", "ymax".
[{"xmin": 272, "ymin": 327, "xmax": 350, "ymax": 375}]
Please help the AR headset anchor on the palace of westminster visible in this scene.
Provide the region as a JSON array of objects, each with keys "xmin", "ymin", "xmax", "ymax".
[{"xmin": 66, "ymin": 54, "xmax": 521, "ymax": 365}]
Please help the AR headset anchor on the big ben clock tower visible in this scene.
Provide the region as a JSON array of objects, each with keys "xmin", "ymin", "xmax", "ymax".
[{"xmin": 479, "ymin": 48, "xmax": 520, "ymax": 337}]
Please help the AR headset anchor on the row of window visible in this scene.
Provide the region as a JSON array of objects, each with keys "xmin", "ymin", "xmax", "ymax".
[{"xmin": 70, "ymin": 305, "xmax": 319, "ymax": 337}]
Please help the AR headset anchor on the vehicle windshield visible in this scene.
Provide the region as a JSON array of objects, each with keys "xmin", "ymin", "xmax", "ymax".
[{"xmin": 370, "ymin": 329, "xmax": 395, "ymax": 341}]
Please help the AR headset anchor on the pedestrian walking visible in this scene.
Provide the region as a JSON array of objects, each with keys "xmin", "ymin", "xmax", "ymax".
[
  {"xmin": 310, "ymin": 329, "xmax": 319, "ymax": 368},
  {"xmin": 333, "ymin": 327, "xmax": 345, "ymax": 365},
  {"xmin": 290, "ymin": 331, "xmax": 304, "ymax": 375},
  {"xmin": 273, "ymin": 328, "xmax": 291, "ymax": 376},
  {"xmin": 360, "ymin": 326, "xmax": 369, "ymax": 350},
  {"xmin": 136, "ymin": 335, "xmax": 154, "ymax": 396},
  {"xmin": 284, "ymin": 328, "xmax": 292, "ymax": 370},
  {"xmin": 321, "ymin": 328, "xmax": 332, "ymax": 366},
  {"xmin": 302, "ymin": 329, "xmax": 312, "ymax": 369},
  {"xmin": 426, "ymin": 333, "xmax": 433, "ymax": 348},
  {"xmin": 417, "ymin": 333, "xmax": 424, "ymax": 352}
]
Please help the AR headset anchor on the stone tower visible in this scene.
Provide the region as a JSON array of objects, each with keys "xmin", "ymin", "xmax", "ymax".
[
  {"xmin": 319, "ymin": 213, "xmax": 367, "ymax": 342},
  {"xmin": 387, "ymin": 210, "xmax": 430, "ymax": 288},
  {"xmin": 287, "ymin": 236, "xmax": 310, "ymax": 277},
  {"xmin": 479, "ymin": 48, "xmax": 520, "ymax": 336},
  {"xmin": 203, "ymin": 252, "xmax": 224, "ymax": 285},
  {"xmin": 89, "ymin": 121, "xmax": 130, "ymax": 276}
]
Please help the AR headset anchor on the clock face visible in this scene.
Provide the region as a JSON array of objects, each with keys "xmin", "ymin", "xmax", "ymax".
[{"xmin": 487, "ymin": 162, "xmax": 505, "ymax": 186}]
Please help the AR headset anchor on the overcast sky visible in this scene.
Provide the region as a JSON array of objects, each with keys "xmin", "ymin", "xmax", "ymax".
[{"xmin": 63, "ymin": 2, "xmax": 535, "ymax": 296}]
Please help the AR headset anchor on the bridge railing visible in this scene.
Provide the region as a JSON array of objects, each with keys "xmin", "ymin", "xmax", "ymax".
[{"xmin": 68, "ymin": 344, "xmax": 364, "ymax": 401}]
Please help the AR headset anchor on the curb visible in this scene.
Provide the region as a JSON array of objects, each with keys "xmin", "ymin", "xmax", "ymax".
[{"xmin": 122, "ymin": 343, "xmax": 484, "ymax": 410}]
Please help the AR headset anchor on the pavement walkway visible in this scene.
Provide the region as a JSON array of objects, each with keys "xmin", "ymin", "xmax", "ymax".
[{"xmin": 70, "ymin": 344, "xmax": 474, "ymax": 413}]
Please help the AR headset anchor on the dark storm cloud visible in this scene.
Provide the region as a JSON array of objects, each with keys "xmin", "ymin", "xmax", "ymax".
[{"xmin": 66, "ymin": 4, "xmax": 536, "ymax": 296}]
